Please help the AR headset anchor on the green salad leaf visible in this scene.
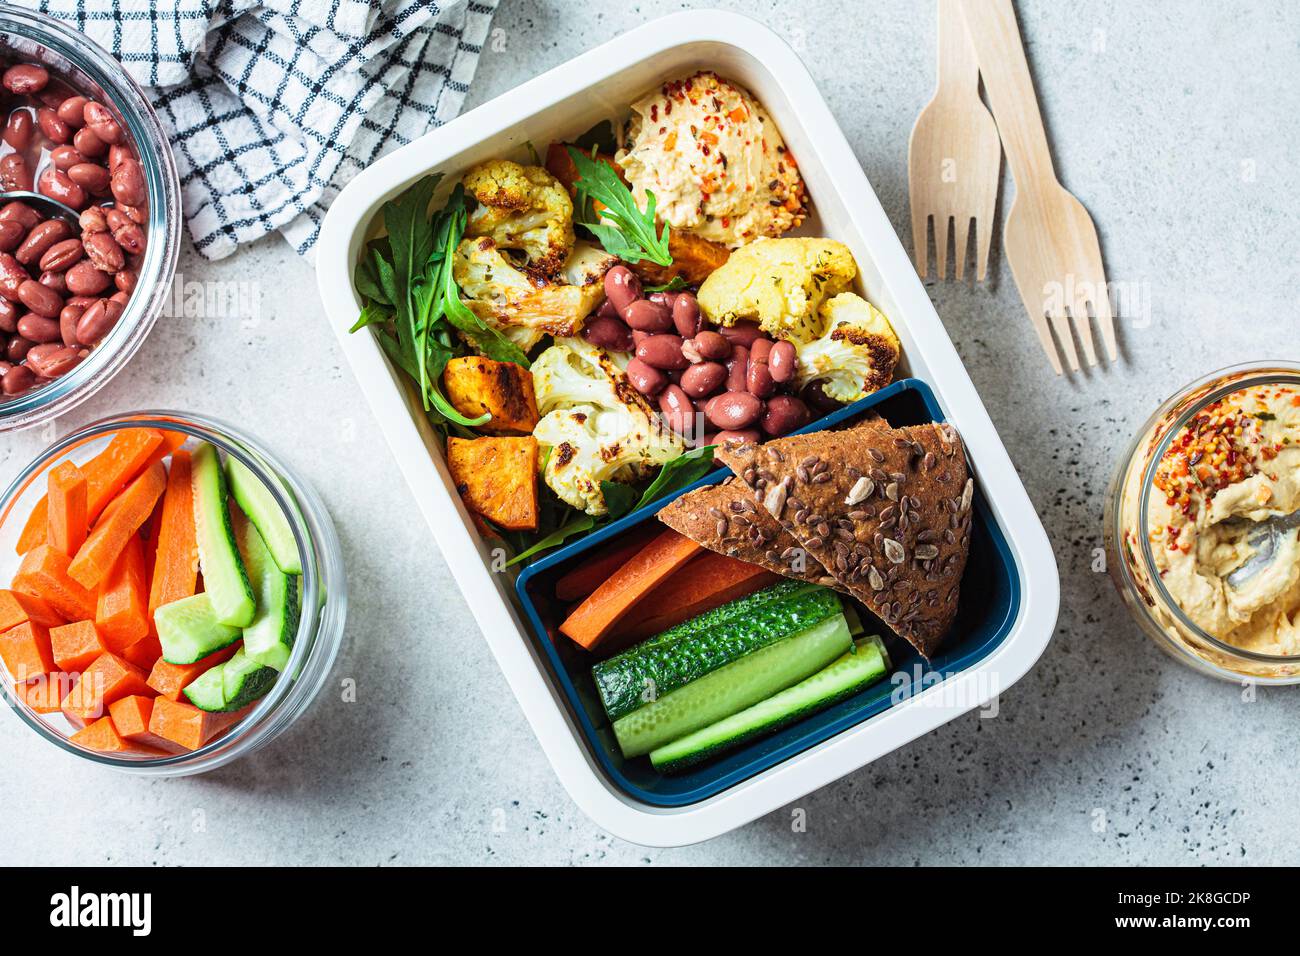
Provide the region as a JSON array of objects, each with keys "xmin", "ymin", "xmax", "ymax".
[
  {"xmin": 644, "ymin": 275, "xmax": 689, "ymax": 294},
  {"xmin": 632, "ymin": 445, "xmax": 715, "ymax": 511},
  {"xmin": 567, "ymin": 146, "xmax": 672, "ymax": 266},
  {"xmin": 505, "ymin": 514, "xmax": 595, "ymax": 567}
]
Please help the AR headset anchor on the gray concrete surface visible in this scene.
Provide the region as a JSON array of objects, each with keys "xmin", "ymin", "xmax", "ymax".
[{"xmin": 2, "ymin": 0, "xmax": 1298, "ymax": 865}]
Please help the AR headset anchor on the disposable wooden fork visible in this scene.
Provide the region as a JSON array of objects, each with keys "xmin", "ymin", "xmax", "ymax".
[
  {"xmin": 908, "ymin": 0, "xmax": 1001, "ymax": 281},
  {"xmin": 956, "ymin": 0, "xmax": 1118, "ymax": 373}
]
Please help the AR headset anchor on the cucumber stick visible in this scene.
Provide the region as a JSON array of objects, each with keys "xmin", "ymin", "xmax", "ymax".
[
  {"xmin": 184, "ymin": 648, "xmax": 277, "ymax": 712},
  {"xmin": 650, "ymin": 636, "xmax": 891, "ymax": 773},
  {"xmin": 192, "ymin": 442, "xmax": 255, "ymax": 627},
  {"xmin": 613, "ymin": 613, "xmax": 852, "ymax": 758},
  {"xmin": 226, "ymin": 456, "xmax": 302, "ymax": 575},
  {"xmin": 156, "ymin": 592, "xmax": 241, "ymax": 665},
  {"xmin": 233, "ymin": 509, "xmax": 299, "ymax": 671},
  {"xmin": 594, "ymin": 582, "xmax": 840, "ymax": 722}
]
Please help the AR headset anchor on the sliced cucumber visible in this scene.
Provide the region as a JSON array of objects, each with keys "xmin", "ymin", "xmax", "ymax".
[
  {"xmin": 233, "ymin": 509, "xmax": 299, "ymax": 671},
  {"xmin": 155, "ymin": 593, "xmax": 241, "ymax": 665},
  {"xmin": 594, "ymin": 582, "xmax": 839, "ymax": 723},
  {"xmin": 612, "ymin": 613, "xmax": 852, "ymax": 758},
  {"xmin": 192, "ymin": 442, "xmax": 255, "ymax": 627},
  {"xmin": 183, "ymin": 665, "xmax": 226, "ymax": 711},
  {"xmin": 650, "ymin": 635, "xmax": 891, "ymax": 773},
  {"xmin": 184, "ymin": 648, "xmax": 277, "ymax": 712},
  {"xmin": 226, "ymin": 456, "xmax": 302, "ymax": 575}
]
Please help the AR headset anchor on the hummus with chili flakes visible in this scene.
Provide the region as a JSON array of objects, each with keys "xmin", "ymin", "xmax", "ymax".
[
  {"xmin": 1134, "ymin": 383, "xmax": 1300, "ymax": 655},
  {"xmin": 615, "ymin": 71, "xmax": 806, "ymax": 248}
]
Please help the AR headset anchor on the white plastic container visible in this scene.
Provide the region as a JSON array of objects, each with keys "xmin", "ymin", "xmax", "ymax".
[{"xmin": 316, "ymin": 10, "xmax": 1059, "ymax": 846}]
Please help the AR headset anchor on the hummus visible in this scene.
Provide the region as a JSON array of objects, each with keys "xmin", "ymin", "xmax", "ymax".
[
  {"xmin": 616, "ymin": 72, "xmax": 806, "ymax": 248},
  {"xmin": 1139, "ymin": 383, "xmax": 1300, "ymax": 655}
]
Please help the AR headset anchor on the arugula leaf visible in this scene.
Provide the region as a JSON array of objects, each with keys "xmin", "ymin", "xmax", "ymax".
[
  {"xmin": 505, "ymin": 513, "xmax": 595, "ymax": 567},
  {"xmin": 644, "ymin": 275, "xmax": 689, "ymax": 294},
  {"xmin": 599, "ymin": 481, "xmax": 639, "ymax": 521},
  {"xmin": 633, "ymin": 445, "xmax": 716, "ymax": 511},
  {"xmin": 567, "ymin": 146, "xmax": 672, "ymax": 266}
]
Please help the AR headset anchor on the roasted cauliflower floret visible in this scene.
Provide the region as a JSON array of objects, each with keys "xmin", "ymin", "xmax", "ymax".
[
  {"xmin": 531, "ymin": 338, "xmax": 684, "ymax": 515},
  {"xmin": 795, "ymin": 292, "xmax": 901, "ymax": 403},
  {"xmin": 696, "ymin": 237, "xmax": 857, "ymax": 343},
  {"xmin": 454, "ymin": 237, "xmax": 609, "ymax": 353},
  {"xmin": 462, "ymin": 159, "xmax": 575, "ymax": 277}
]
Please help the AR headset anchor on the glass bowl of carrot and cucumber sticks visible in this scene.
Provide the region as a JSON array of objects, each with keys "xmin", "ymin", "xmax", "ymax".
[{"xmin": 0, "ymin": 411, "xmax": 346, "ymax": 773}]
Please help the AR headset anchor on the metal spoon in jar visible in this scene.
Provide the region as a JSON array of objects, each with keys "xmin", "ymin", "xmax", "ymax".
[
  {"xmin": 1225, "ymin": 509, "xmax": 1300, "ymax": 589},
  {"xmin": 0, "ymin": 191, "xmax": 82, "ymax": 231}
]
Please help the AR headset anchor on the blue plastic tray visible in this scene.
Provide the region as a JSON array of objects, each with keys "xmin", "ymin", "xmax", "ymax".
[{"xmin": 515, "ymin": 379, "xmax": 1021, "ymax": 808}]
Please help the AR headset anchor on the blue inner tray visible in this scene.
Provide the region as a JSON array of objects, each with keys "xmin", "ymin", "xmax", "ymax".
[{"xmin": 515, "ymin": 379, "xmax": 1021, "ymax": 808}]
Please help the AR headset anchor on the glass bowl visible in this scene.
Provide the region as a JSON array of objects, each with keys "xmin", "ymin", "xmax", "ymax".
[
  {"xmin": 1105, "ymin": 361, "xmax": 1300, "ymax": 682},
  {"xmin": 0, "ymin": 411, "xmax": 347, "ymax": 774},
  {"xmin": 0, "ymin": 8, "xmax": 181, "ymax": 431}
]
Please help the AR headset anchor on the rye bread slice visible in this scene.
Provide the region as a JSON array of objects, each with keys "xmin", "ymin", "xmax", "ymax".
[
  {"xmin": 657, "ymin": 477, "xmax": 843, "ymax": 589},
  {"xmin": 716, "ymin": 420, "xmax": 972, "ymax": 657}
]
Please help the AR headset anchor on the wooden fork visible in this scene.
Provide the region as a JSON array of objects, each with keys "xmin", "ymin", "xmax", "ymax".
[
  {"xmin": 957, "ymin": 0, "xmax": 1117, "ymax": 373},
  {"xmin": 908, "ymin": 0, "xmax": 1001, "ymax": 280}
]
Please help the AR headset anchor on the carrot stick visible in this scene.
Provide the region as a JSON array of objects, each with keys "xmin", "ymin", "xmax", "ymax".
[
  {"xmin": 146, "ymin": 449, "xmax": 197, "ymax": 631},
  {"xmin": 0, "ymin": 589, "xmax": 63, "ymax": 631},
  {"xmin": 50, "ymin": 619, "xmax": 107, "ymax": 673},
  {"xmin": 0, "ymin": 620, "xmax": 55, "ymax": 682},
  {"xmin": 67, "ymin": 461, "xmax": 165, "ymax": 590},
  {"xmin": 12, "ymin": 545, "xmax": 95, "ymax": 622},
  {"xmin": 95, "ymin": 535, "xmax": 150, "ymax": 652},
  {"xmin": 554, "ymin": 524, "xmax": 661, "ymax": 603},
  {"xmin": 145, "ymin": 643, "xmax": 239, "ymax": 702},
  {"xmin": 46, "ymin": 461, "xmax": 87, "ymax": 557},
  {"xmin": 559, "ymin": 529, "xmax": 702, "ymax": 650}
]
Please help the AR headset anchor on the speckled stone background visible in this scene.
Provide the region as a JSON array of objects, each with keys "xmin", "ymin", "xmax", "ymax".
[{"xmin": 2, "ymin": 0, "xmax": 1297, "ymax": 865}]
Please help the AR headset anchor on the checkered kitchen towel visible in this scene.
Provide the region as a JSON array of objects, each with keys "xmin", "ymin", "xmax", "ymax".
[{"xmin": 21, "ymin": 0, "xmax": 499, "ymax": 259}]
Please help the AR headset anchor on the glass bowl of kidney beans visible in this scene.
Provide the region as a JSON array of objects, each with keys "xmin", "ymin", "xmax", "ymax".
[{"xmin": 0, "ymin": 7, "xmax": 180, "ymax": 431}]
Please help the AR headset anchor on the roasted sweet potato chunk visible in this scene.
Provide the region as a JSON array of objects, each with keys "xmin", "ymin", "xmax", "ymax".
[
  {"xmin": 446, "ymin": 437, "xmax": 539, "ymax": 532},
  {"xmin": 442, "ymin": 356, "xmax": 539, "ymax": 435}
]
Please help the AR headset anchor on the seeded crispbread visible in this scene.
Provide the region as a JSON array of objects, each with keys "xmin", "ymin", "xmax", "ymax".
[
  {"xmin": 716, "ymin": 420, "xmax": 972, "ymax": 657},
  {"xmin": 657, "ymin": 476, "xmax": 843, "ymax": 590}
]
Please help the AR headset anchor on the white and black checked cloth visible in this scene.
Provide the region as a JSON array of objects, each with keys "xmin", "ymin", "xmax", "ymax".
[{"xmin": 21, "ymin": 0, "xmax": 499, "ymax": 259}]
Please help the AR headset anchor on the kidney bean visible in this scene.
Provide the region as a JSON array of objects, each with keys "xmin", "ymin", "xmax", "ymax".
[
  {"xmin": 0, "ymin": 153, "xmax": 32, "ymax": 192},
  {"xmin": 66, "ymin": 295, "xmax": 99, "ymax": 310},
  {"xmin": 78, "ymin": 206, "xmax": 108, "ymax": 234},
  {"xmin": 0, "ymin": 359, "xmax": 10, "ymax": 376},
  {"xmin": 17, "ymin": 312, "xmax": 60, "ymax": 343},
  {"xmin": 6, "ymin": 333, "xmax": 32, "ymax": 363},
  {"xmin": 107, "ymin": 143, "xmax": 132, "ymax": 170},
  {"xmin": 110, "ymin": 158, "xmax": 145, "ymax": 206},
  {"xmin": 761, "ymin": 395, "xmax": 812, "ymax": 436},
  {"xmin": 668, "ymin": 295, "xmax": 699, "ymax": 339},
  {"xmin": 37, "ymin": 108, "xmax": 70, "ymax": 145},
  {"xmin": 595, "ymin": 297, "xmax": 619, "ymax": 320},
  {"xmin": 16, "ymin": 219, "xmax": 72, "ymax": 266},
  {"xmin": 657, "ymin": 385, "xmax": 695, "ymax": 434},
  {"xmin": 622, "ymin": 298, "xmax": 673, "ymax": 333},
  {"xmin": 114, "ymin": 269, "xmax": 137, "ymax": 294},
  {"xmin": 679, "ymin": 360, "xmax": 727, "ymax": 398},
  {"xmin": 0, "ymin": 298, "xmax": 15, "ymax": 332},
  {"xmin": 110, "ymin": 218, "xmax": 145, "ymax": 255},
  {"xmin": 582, "ymin": 314, "xmax": 633, "ymax": 351},
  {"xmin": 73, "ymin": 126, "xmax": 106, "ymax": 158},
  {"xmin": 746, "ymin": 361, "xmax": 775, "ymax": 399},
  {"xmin": 3, "ymin": 64, "xmax": 48, "ymax": 95},
  {"xmin": 603, "ymin": 265, "xmax": 641, "ymax": 313},
  {"xmin": 3, "ymin": 108, "xmax": 32, "ymax": 151},
  {"xmin": 625, "ymin": 357, "xmax": 667, "ymax": 396},
  {"xmin": 120, "ymin": 203, "xmax": 147, "ymax": 226},
  {"xmin": 0, "ymin": 202, "xmax": 40, "ymax": 229},
  {"xmin": 725, "ymin": 344, "xmax": 749, "ymax": 392},
  {"xmin": 0, "ymin": 253, "xmax": 27, "ymax": 300},
  {"xmin": 65, "ymin": 259, "xmax": 113, "ymax": 296},
  {"xmin": 37, "ymin": 167, "xmax": 86, "ymax": 209},
  {"xmin": 47, "ymin": 145, "xmax": 81, "ymax": 172},
  {"xmin": 59, "ymin": 303, "xmax": 84, "ymax": 346},
  {"xmin": 718, "ymin": 321, "xmax": 765, "ymax": 348},
  {"xmin": 24, "ymin": 342, "xmax": 80, "ymax": 378},
  {"xmin": 713, "ymin": 428, "xmax": 762, "ymax": 446},
  {"xmin": 82, "ymin": 101, "xmax": 122, "ymax": 144},
  {"xmin": 56, "ymin": 95, "xmax": 88, "ymax": 128},
  {"xmin": 83, "ymin": 231, "xmax": 124, "ymax": 273},
  {"xmin": 768, "ymin": 340, "xmax": 797, "ymax": 383},
  {"xmin": 75, "ymin": 298, "xmax": 122, "ymax": 345},
  {"xmin": 705, "ymin": 390, "xmax": 763, "ymax": 431},
  {"xmin": 635, "ymin": 333, "xmax": 688, "ymax": 371},
  {"xmin": 39, "ymin": 237, "xmax": 83, "ymax": 273},
  {"xmin": 749, "ymin": 338, "xmax": 773, "ymax": 364},
  {"xmin": 1, "ymin": 361, "xmax": 34, "ymax": 394},
  {"xmin": 18, "ymin": 279, "xmax": 62, "ymax": 317},
  {"xmin": 800, "ymin": 380, "xmax": 843, "ymax": 414},
  {"xmin": 688, "ymin": 330, "xmax": 731, "ymax": 361},
  {"xmin": 69, "ymin": 164, "xmax": 110, "ymax": 194},
  {"xmin": 0, "ymin": 219, "xmax": 23, "ymax": 253},
  {"xmin": 39, "ymin": 271, "xmax": 67, "ymax": 297},
  {"xmin": 109, "ymin": 290, "xmax": 130, "ymax": 307}
]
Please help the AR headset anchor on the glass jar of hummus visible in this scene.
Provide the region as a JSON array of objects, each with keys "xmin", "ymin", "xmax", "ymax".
[{"xmin": 1106, "ymin": 362, "xmax": 1300, "ymax": 682}]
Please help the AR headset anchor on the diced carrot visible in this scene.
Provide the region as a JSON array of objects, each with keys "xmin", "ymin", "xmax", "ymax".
[
  {"xmin": 12, "ymin": 545, "xmax": 95, "ymax": 621},
  {"xmin": 49, "ymin": 620, "xmax": 107, "ymax": 673},
  {"xmin": 146, "ymin": 643, "xmax": 239, "ymax": 702},
  {"xmin": 60, "ymin": 652, "xmax": 151, "ymax": 726},
  {"xmin": 0, "ymin": 589, "xmax": 62, "ymax": 631},
  {"xmin": 109, "ymin": 694, "xmax": 185, "ymax": 753},
  {"xmin": 120, "ymin": 634, "xmax": 162, "ymax": 671},
  {"xmin": 148, "ymin": 696, "xmax": 244, "ymax": 751},
  {"xmin": 146, "ymin": 449, "xmax": 197, "ymax": 632},
  {"xmin": 67, "ymin": 461, "xmax": 166, "ymax": 590},
  {"xmin": 559, "ymin": 529, "xmax": 703, "ymax": 650},
  {"xmin": 46, "ymin": 461, "xmax": 87, "ymax": 557},
  {"xmin": 0, "ymin": 621, "xmax": 55, "ymax": 681},
  {"xmin": 16, "ymin": 429, "xmax": 165, "ymax": 554},
  {"xmin": 553, "ymin": 523, "xmax": 661, "ymax": 603},
  {"xmin": 94, "ymin": 534, "xmax": 149, "ymax": 651},
  {"xmin": 70, "ymin": 716, "xmax": 135, "ymax": 753},
  {"xmin": 14, "ymin": 672, "xmax": 73, "ymax": 713}
]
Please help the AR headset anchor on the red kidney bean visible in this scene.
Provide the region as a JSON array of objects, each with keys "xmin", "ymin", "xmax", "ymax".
[
  {"xmin": 65, "ymin": 259, "xmax": 113, "ymax": 295},
  {"xmin": 705, "ymin": 390, "xmax": 763, "ymax": 430},
  {"xmin": 120, "ymin": 203, "xmax": 147, "ymax": 225},
  {"xmin": 37, "ymin": 108, "xmax": 70, "ymax": 145},
  {"xmin": 3, "ymin": 64, "xmax": 48, "ymax": 95},
  {"xmin": 0, "ymin": 253, "xmax": 27, "ymax": 300},
  {"xmin": 49, "ymin": 145, "xmax": 83, "ymax": 171},
  {"xmin": 18, "ymin": 279, "xmax": 62, "ymax": 317},
  {"xmin": 725, "ymin": 344, "xmax": 749, "ymax": 392},
  {"xmin": 657, "ymin": 385, "xmax": 695, "ymax": 434},
  {"xmin": 718, "ymin": 321, "xmax": 765, "ymax": 348},
  {"xmin": 39, "ymin": 237, "xmax": 83, "ymax": 272},
  {"xmin": 761, "ymin": 395, "xmax": 812, "ymax": 436},
  {"xmin": 0, "ymin": 219, "xmax": 23, "ymax": 253},
  {"xmin": 749, "ymin": 338, "xmax": 773, "ymax": 364},
  {"xmin": 671, "ymin": 293, "xmax": 702, "ymax": 338},
  {"xmin": 107, "ymin": 144, "xmax": 132, "ymax": 170},
  {"xmin": 713, "ymin": 429, "xmax": 762, "ymax": 446},
  {"xmin": 114, "ymin": 269, "xmax": 137, "ymax": 294},
  {"xmin": 0, "ymin": 299, "xmax": 15, "ymax": 333},
  {"xmin": 0, "ymin": 153, "xmax": 32, "ymax": 192},
  {"xmin": 603, "ymin": 265, "xmax": 641, "ymax": 313},
  {"xmin": 110, "ymin": 218, "xmax": 145, "ymax": 255},
  {"xmin": 39, "ymin": 271, "xmax": 67, "ymax": 296},
  {"xmin": 2, "ymin": 361, "xmax": 34, "ymax": 394},
  {"xmin": 59, "ymin": 303, "xmax": 83, "ymax": 346},
  {"xmin": 746, "ymin": 362, "xmax": 775, "ymax": 399},
  {"xmin": 801, "ymin": 380, "xmax": 843, "ymax": 414},
  {"xmin": 110, "ymin": 158, "xmax": 145, "ymax": 206},
  {"xmin": 75, "ymin": 298, "xmax": 122, "ymax": 345},
  {"xmin": 82, "ymin": 101, "xmax": 122, "ymax": 144},
  {"xmin": 6, "ymin": 333, "xmax": 32, "ymax": 363},
  {"xmin": 78, "ymin": 206, "xmax": 108, "ymax": 234},
  {"xmin": 83, "ymin": 231, "xmax": 124, "ymax": 273},
  {"xmin": 56, "ymin": 95, "xmax": 88, "ymax": 128},
  {"xmin": 73, "ymin": 126, "xmax": 106, "ymax": 158},
  {"xmin": 16, "ymin": 219, "xmax": 72, "ymax": 266},
  {"xmin": 66, "ymin": 295, "xmax": 99, "ymax": 309},
  {"xmin": 689, "ymin": 330, "xmax": 731, "ymax": 361},
  {"xmin": 622, "ymin": 298, "xmax": 673, "ymax": 333},
  {"xmin": 109, "ymin": 290, "xmax": 129, "ymax": 307},
  {"xmin": 17, "ymin": 312, "xmax": 59, "ymax": 343},
  {"xmin": 595, "ymin": 297, "xmax": 619, "ymax": 320},
  {"xmin": 582, "ymin": 314, "xmax": 633, "ymax": 351},
  {"xmin": 635, "ymin": 333, "xmax": 688, "ymax": 370},
  {"xmin": 625, "ymin": 357, "xmax": 667, "ymax": 396},
  {"xmin": 24, "ymin": 342, "xmax": 80, "ymax": 378},
  {"xmin": 69, "ymin": 163, "xmax": 111, "ymax": 194},
  {"xmin": 37, "ymin": 167, "xmax": 86, "ymax": 209},
  {"xmin": 3, "ymin": 108, "xmax": 32, "ymax": 151},
  {"xmin": 679, "ymin": 360, "xmax": 727, "ymax": 398},
  {"xmin": 0, "ymin": 202, "xmax": 40, "ymax": 229},
  {"xmin": 769, "ymin": 340, "xmax": 797, "ymax": 383}
]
